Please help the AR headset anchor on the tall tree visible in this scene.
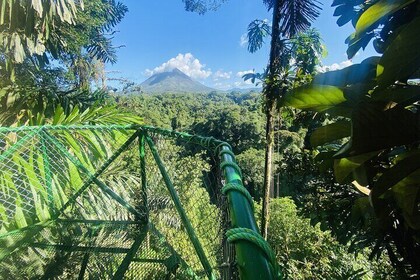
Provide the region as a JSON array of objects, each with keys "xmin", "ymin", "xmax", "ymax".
[{"xmin": 246, "ymin": 0, "xmax": 322, "ymax": 238}]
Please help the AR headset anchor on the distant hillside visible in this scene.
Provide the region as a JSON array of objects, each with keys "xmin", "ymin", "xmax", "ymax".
[
  {"xmin": 225, "ymin": 87, "xmax": 262, "ymax": 93},
  {"xmin": 140, "ymin": 68, "xmax": 215, "ymax": 93}
]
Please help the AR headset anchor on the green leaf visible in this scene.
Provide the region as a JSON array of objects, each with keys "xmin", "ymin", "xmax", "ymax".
[
  {"xmin": 0, "ymin": 203, "xmax": 9, "ymax": 228},
  {"xmin": 32, "ymin": 0, "xmax": 43, "ymax": 16},
  {"xmin": 52, "ymin": 106, "xmax": 66, "ymax": 124},
  {"xmin": 332, "ymin": 0, "xmax": 348, "ymax": 7},
  {"xmin": 377, "ymin": 16, "xmax": 420, "ymax": 88},
  {"xmin": 52, "ymin": 175, "xmax": 67, "ymax": 209},
  {"xmin": 392, "ymin": 184, "xmax": 420, "ymax": 229},
  {"xmin": 371, "ymin": 85, "xmax": 420, "ymax": 105},
  {"xmin": 78, "ymin": 130, "xmax": 106, "ymax": 162},
  {"xmin": 32, "ymin": 184, "xmax": 50, "ymax": 222},
  {"xmin": 15, "ymin": 152, "xmax": 48, "ymax": 200},
  {"xmin": 351, "ymin": 197, "xmax": 372, "ymax": 223},
  {"xmin": 11, "ymin": 34, "xmax": 25, "ymax": 63},
  {"xmin": 335, "ymin": 6, "xmax": 354, "ymax": 27},
  {"xmin": 355, "ymin": 0, "xmax": 415, "ymax": 39},
  {"xmin": 0, "ymin": 0, "xmax": 6, "ymax": 25},
  {"xmin": 341, "ymin": 105, "xmax": 420, "ymax": 157},
  {"xmin": 62, "ymin": 106, "xmax": 81, "ymax": 124},
  {"xmin": 68, "ymin": 159, "xmax": 84, "ymax": 191},
  {"xmin": 14, "ymin": 204, "xmax": 28, "ymax": 228},
  {"xmin": 334, "ymin": 151, "xmax": 379, "ymax": 183},
  {"xmin": 313, "ymin": 57, "xmax": 379, "ymax": 87},
  {"xmin": 314, "ymin": 151, "xmax": 337, "ymax": 162},
  {"xmin": 283, "ymin": 85, "xmax": 346, "ymax": 112},
  {"xmin": 371, "ymin": 150, "xmax": 420, "ymax": 209},
  {"xmin": 347, "ymin": 32, "xmax": 375, "ymax": 58},
  {"xmin": 310, "ymin": 120, "xmax": 351, "ymax": 147}
]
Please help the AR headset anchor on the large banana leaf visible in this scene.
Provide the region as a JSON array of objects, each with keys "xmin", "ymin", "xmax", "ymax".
[{"xmin": 377, "ymin": 16, "xmax": 420, "ymax": 88}]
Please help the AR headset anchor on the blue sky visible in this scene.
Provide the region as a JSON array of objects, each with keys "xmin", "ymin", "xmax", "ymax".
[{"xmin": 107, "ymin": 0, "xmax": 377, "ymax": 90}]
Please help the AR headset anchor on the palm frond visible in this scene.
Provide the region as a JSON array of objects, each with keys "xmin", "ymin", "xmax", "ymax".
[
  {"xmin": 86, "ymin": 34, "xmax": 118, "ymax": 64},
  {"xmin": 279, "ymin": 0, "xmax": 322, "ymax": 37},
  {"xmin": 182, "ymin": 0, "xmax": 228, "ymax": 15},
  {"xmin": 247, "ymin": 19, "xmax": 271, "ymax": 53},
  {"xmin": 101, "ymin": 0, "xmax": 128, "ymax": 31}
]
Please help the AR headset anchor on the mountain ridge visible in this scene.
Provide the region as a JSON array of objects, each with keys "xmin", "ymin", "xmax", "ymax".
[{"xmin": 140, "ymin": 68, "xmax": 215, "ymax": 93}]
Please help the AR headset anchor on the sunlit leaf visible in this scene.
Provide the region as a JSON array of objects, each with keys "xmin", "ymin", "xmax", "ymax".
[
  {"xmin": 283, "ymin": 85, "xmax": 346, "ymax": 112},
  {"xmin": 354, "ymin": 0, "xmax": 415, "ymax": 39},
  {"xmin": 313, "ymin": 57, "xmax": 379, "ymax": 86},
  {"xmin": 377, "ymin": 16, "xmax": 420, "ymax": 88}
]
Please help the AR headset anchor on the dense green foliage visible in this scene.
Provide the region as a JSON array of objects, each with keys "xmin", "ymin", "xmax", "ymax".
[
  {"xmin": 116, "ymin": 91, "xmax": 267, "ymax": 199},
  {"xmin": 1, "ymin": 0, "xmax": 417, "ymax": 277},
  {"xmin": 116, "ymin": 91, "xmax": 397, "ymax": 278},
  {"xmin": 116, "ymin": 92, "xmax": 265, "ymax": 151},
  {"xmin": 258, "ymin": 198, "xmax": 397, "ymax": 279},
  {"xmin": 0, "ymin": 0, "xmax": 128, "ymax": 126},
  {"xmin": 283, "ymin": 0, "xmax": 420, "ymax": 277}
]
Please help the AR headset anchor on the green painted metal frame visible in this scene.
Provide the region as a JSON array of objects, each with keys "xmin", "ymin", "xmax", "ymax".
[
  {"xmin": 51, "ymin": 129, "xmax": 140, "ymax": 218},
  {"xmin": 112, "ymin": 224, "xmax": 149, "ymax": 280},
  {"xmin": 41, "ymin": 136, "xmax": 54, "ymax": 214},
  {"xmin": 139, "ymin": 132, "xmax": 148, "ymax": 222},
  {"xmin": 0, "ymin": 124, "xmax": 278, "ymax": 279},
  {"xmin": 139, "ymin": 126, "xmax": 278, "ymax": 279},
  {"xmin": 0, "ymin": 126, "xmax": 145, "ymax": 279},
  {"xmin": 145, "ymin": 133, "xmax": 216, "ymax": 280}
]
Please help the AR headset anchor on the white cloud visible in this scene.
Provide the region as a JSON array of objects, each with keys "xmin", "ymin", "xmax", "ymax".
[
  {"xmin": 234, "ymin": 80, "xmax": 253, "ymax": 87},
  {"xmin": 213, "ymin": 82, "xmax": 233, "ymax": 90},
  {"xmin": 236, "ymin": 69, "xmax": 254, "ymax": 78},
  {"xmin": 144, "ymin": 53, "xmax": 212, "ymax": 79},
  {"xmin": 213, "ymin": 81, "xmax": 253, "ymax": 90},
  {"xmin": 240, "ymin": 33, "xmax": 248, "ymax": 47},
  {"xmin": 213, "ymin": 70, "xmax": 232, "ymax": 80},
  {"xmin": 317, "ymin": 60, "xmax": 353, "ymax": 72}
]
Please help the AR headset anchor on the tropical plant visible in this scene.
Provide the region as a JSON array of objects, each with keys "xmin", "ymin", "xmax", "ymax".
[
  {"xmin": 0, "ymin": 0, "xmax": 128, "ymax": 126},
  {"xmin": 0, "ymin": 103, "xmax": 143, "ymax": 278},
  {"xmin": 0, "ymin": 0, "xmax": 81, "ymax": 66},
  {"xmin": 182, "ymin": 0, "xmax": 228, "ymax": 15},
  {"xmin": 245, "ymin": 0, "xmax": 323, "ymax": 238},
  {"xmin": 283, "ymin": 0, "xmax": 420, "ymax": 276},
  {"xmin": 257, "ymin": 197, "xmax": 396, "ymax": 280},
  {"xmin": 1, "ymin": 104, "xmax": 142, "ymax": 228},
  {"xmin": 0, "ymin": 0, "xmax": 126, "ymax": 76}
]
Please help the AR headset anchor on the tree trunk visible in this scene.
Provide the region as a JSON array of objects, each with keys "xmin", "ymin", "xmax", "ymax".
[
  {"xmin": 261, "ymin": 99, "xmax": 275, "ymax": 239},
  {"xmin": 260, "ymin": 0, "xmax": 281, "ymax": 239}
]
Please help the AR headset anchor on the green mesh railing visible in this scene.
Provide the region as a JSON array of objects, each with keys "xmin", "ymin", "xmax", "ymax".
[{"xmin": 0, "ymin": 125, "xmax": 279, "ymax": 279}]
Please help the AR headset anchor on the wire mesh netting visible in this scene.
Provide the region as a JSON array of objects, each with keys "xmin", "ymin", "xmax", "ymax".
[{"xmin": 0, "ymin": 125, "xmax": 238, "ymax": 279}]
